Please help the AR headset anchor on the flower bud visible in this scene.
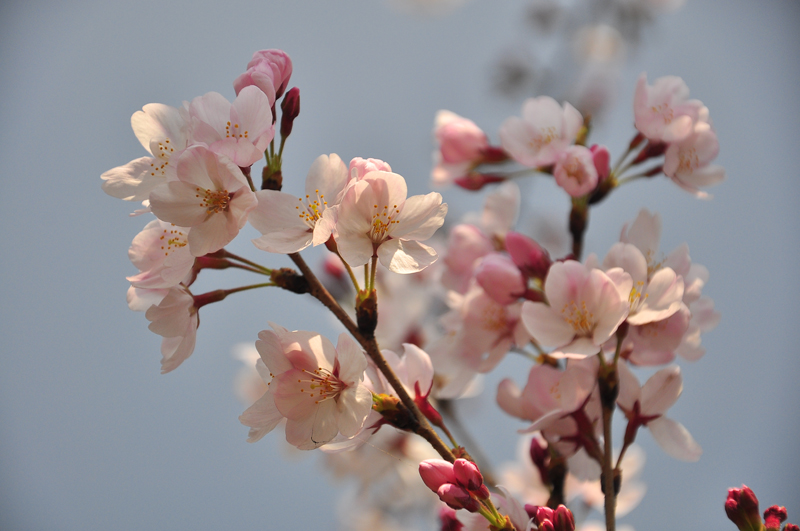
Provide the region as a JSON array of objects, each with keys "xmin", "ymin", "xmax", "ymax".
[
  {"xmin": 505, "ymin": 231, "xmax": 552, "ymax": 280},
  {"xmin": 553, "ymin": 505, "xmax": 575, "ymax": 531},
  {"xmin": 726, "ymin": 485, "xmax": 763, "ymax": 531},
  {"xmin": 349, "ymin": 157, "xmax": 392, "ymax": 179},
  {"xmin": 419, "ymin": 459, "xmax": 456, "ymax": 492},
  {"xmin": 590, "ymin": 144, "xmax": 611, "ymax": 181},
  {"xmin": 233, "ymin": 49, "xmax": 293, "ymax": 105},
  {"xmin": 279, "ymin": 87, "xmax": 300, "ymax": 139},
  {"xmin": 554, "ymin": 145, "xmax": 599, "ymax": 198},
  {"xmin": 764, "ymin": 506, "xmax": 788, "ymax": 531},
  {"xmin": 434, "ymin": 110, "xmax": 489, "ymax": 165},
  {"xmin": 453, "ymin": 459, "xmax": 484, "ymax": 491},
  {"xmin": 475, "ymin": 253, "xmax": 525, "ymax": 305},
  {"xmin": 437, "ymin": 483, "xmax": 480, "ymax": 512},
  {"xmin": 783, "ymin": 524, "xmax": 799, "ymax": 531},
  {"xmin": 439, "ymin": 507, "xmax": 464, "ymax": 531}
]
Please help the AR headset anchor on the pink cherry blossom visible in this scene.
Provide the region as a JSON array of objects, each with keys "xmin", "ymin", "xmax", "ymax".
[
  {"xmin": 335, "ymin": 170, "xmax": 447, "ymax": 274},
  {"xmin": 126, "ymin": 219, "xmax": 193, "ymax": 289},
  {"xmin": 442, "ymin": 224, "xmax": 495, "ymax": 293},
  {"xmin": 431, "ymin": 110, "xmax": 490, "ymax": 187},
  {"xmin": 250, "ymin": 153, "xmax": 349, "ymax": 253},
  {"xmin": 617, "ymin": 361, "xmax": 702, "ymax": 461},
  {"xmin": 233, "ymin": 49, "xmax": 293, "ymax": 105},
  {"xmin": 663, "ymin": 120, "xmax": 725, "ymax": 198},
  {"xmin": 349, "ymin": 157, "xmax": 392, "ymax": 180},
  {"xmin": 499, "ymin": 96, "xmax": 583, "ymax": 168},
  {"xmin": 553, "ymin": 145, "xmax": 599, "ymax": 197},
  {"xmin": 521, "ymin": 260, "xmax": 630, "ymax": 357},
  {"xmin": 149, "ymin": 146, "xmax": 257, "ymax": 257},
  {"xmin": 101, "ymin": 102, "xmax": 190, "ymax": 203},
  {"xmin": 633, "ymin": 73, "xmax": 705, "ymax": 143},
  {"xmin": 239, "ymin": 324, "xmax": 373, "ymax": 449},
  {"xmin": 186, "ymin": 86, "xmax": 274, "ymax": 167},
  {"xmin": 145, "ymin": 285, "xmax": 198, "ymax": 373}
]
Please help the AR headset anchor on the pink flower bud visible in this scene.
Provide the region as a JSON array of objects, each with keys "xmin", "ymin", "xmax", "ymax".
[
  {"xmin": 536, "ymin": 507, "xmax": 555, "ymax": 525},
  {"xmin": 439, "ymin": 507, "xmax": 464, "ymax": 531},
  {"xmin": 475, "ymin": 253, "xmax": 526, "ymax": 305},
  {"xmin": 437, "ymin": 483, "xmax": 479, "ymax": 512},
  {"xmin": 553, "ymin": 505, "xmax": 575, "ymax": 531},
  {"xmin": 505, "ymin": 231, "xmax": 552, "ymax": 280},
  {"xmin": 726, "ymin": 485, "xmax": 763, "ymax": 531},
  {"xmin": 279, "ymin": 87, "xmax": 300, "ymax": 139},
  {"xmin": 419, "ymin": 459, "xmax": 456, "ymax": 492},
  {"xmin": 233, "ymin": 49, "xmax": 293, "ymax": 104},
  {"xmin": 435, "ymin": 112, "xmax": 489, "ymax": 164},
  {"xmin": 590, "ymin": 144, "xmax": 611, "ymax": 181},
  {"xmin": 764, "ymin": 506, "xmax": 788, "ymax": 531},
  {"xmin": 349, "ymin": 157, "xmax": 392, "ymax": 179},
  {"xmin": 453, "ymin": 458, "xmax": 484, "ymax": 491},
  {"xmin": 529, "ymin": 437, "xmax": 551, "ymax": 487}
]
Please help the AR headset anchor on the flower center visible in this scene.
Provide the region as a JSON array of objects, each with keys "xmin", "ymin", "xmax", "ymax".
[
  {"xmin": 297, "ymin": 367, "xmax": 347, "ymax": 405},
  {"xmin": 225, "ymin": 121, "xmax": 249, "ymax": 139},
  {"xmin": 676, "ymin": 147, "xmax": 699, "ymax": 175},
  {"xmin": 368, "ymin": 203, "xmax": 401, "ymax": 243},
  {"xmin": 650, "ymin": 103, "xmax": 674, "ymax": 125},
  {"xmin": 197, "ymin": 188, "xmax": 231, "ymax": 214},
  {"xmin": 481, "ymin": 303, "xmax": 508, "ymax": 332},
  {"xmin": 561, "ymin": 300, "xmax": 594, "ymax": 335},
  {"xmin": 628, "ymin": 280, "xmax": 648, "ymax": 312},
  {"xmin": 529, "ymin": 126, "xmax": 557, "ymax": 151},
  {"xmin": 158, "ymin": 224, "xmax": 188, "ymax": 257},
  {"xmin": 295, "ymin": 189, "xmax": 328, "ymax": 229}
]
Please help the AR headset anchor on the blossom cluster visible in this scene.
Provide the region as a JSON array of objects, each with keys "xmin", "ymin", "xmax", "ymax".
[{"xmin": 100, "ymin": 47, "xmax": 750, "ymax": 531}]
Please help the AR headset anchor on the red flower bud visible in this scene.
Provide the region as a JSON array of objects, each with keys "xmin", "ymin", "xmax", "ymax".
[
  {"xmin": 764, "ymin": 506, "xmax": 788, "ymax": 531},
  {"xmin": 280, "ymin": 87, "xmax": 300, "ymax": 139},
  {"xmin": 726, "ymin": 485, "xmax": 763, "ymax": 531}
]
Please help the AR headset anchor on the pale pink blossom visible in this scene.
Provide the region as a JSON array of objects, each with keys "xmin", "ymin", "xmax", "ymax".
[
  {"xmin": 554, "ymin": 145, "xmax": 599, "ymax": 197},
  {"xmin": 233, "ymin": 49, "xmax": 293, "ymax": 105},
  {"xmin": 431, "ymin": 110, "xmax": 490, "ymax": 187},
  {"xmin": 101, "ymin": 103, "xmax": 190, "ymax": 202},
  {"xmin": 521, "ymin": 261, "xmax": 630, "ymax": 357},
  {"xmin": 499, "ymin": 96, "xmax": 583, "ymax": 168},
  {"xmin": 186, "ymin": 86, "xmax": 274, "ymax": 167},
  {"xmin": 633, "ymin": 73, "xmax": 705, "ymax": 143},
  {"xmin": 349, "ymin": 157, "xmax": 392, "ymax": 180},
  {"xmin": 250, "ymin": 154, "xmax": 348, "ymax": 253},
  {"xmin": 126, "ymin": 286, "xmax": 169, "ymax": 312},
  {"xmin": 335, "ymin": 171, "xmax": 447, "ymax": 273},
  {"xmin": 663, "ymin": 120, "xmax": 725, "ymax": 198},
  {"xmin": 441, "ymin": 224, "xmax": 495, "ymax": 293},
  {"xmin": 149, "ymin": 146, "xmax": 257, "ymax": 257},
  {"xmin": 126, "ymin": 219, "xmax": 193, "ymax": 289},
  {"xmin": 145, "ymin": 285, "xmax": 198, "ymax": 373},
  {"xmin": 239, "ymin": 324, "xmax": 372, "ymax": 449},
  {"xmin": 474, "ymin": 253, "xmax": 526, "ymax": 305},
  {"xmin": 617, "ymin": 361, "xmax": 702, "ymax": 461}
]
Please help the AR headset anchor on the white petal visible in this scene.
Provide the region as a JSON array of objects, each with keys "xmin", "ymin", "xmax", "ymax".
[
  {"xmin": 239, "ymin": 390, "xmax": 283, "ymax": 443},
  {"xmin": 378, "ymin": 239, "xmax": 438, "ymax": 274},
  {"xmin": 648, "ymin": 417, "xmax": 702, "ymax": 461}
]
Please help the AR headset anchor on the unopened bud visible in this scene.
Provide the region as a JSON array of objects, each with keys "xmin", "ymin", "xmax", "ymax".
[
  {"xmin": 437, "ymin": 483, "xmax": 479, "ymax": 513},
  {"xmin": 764, "ymin": 506, "xmax": 787, "ymax": 531},
  {"xmin": 505, "ymin": 231, "xmax": 551, "ymax": 280},
  {"xmin": 280, "ymin": 87, "xmax": 300, "ymax": 139},
  {"xmin": 453, "ymin": 459, "xmax": 484, "ymax": 491},
  {"xmin": 726, "ymin": 485, "xmax": 763, "ymax": 531},
  {"xmin": 553, "ymin": 505, "xmax": 575, "ymax": 531},
  {"xmin": 590, "ymin": 144, "xmax": 611, "ymax": 181},
  {"xmin": 783, "ymin": 524, "xmax": 799, "ymax": 531}
]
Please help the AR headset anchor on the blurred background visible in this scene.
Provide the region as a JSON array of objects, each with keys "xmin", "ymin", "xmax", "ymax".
[{"xmin": 1, "ymin": 0, "xmax": 798, "ymax": 529}]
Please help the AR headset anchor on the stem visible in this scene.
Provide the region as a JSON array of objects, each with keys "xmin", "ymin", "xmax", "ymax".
[
  {"xmin": 229, "ymin": 263, "xmax": 273, "ymax": 276},
  {"xmin": 220, "ymin": 250, "xmax": 273, "ymax": 274},
  {"xmin": 602, "ymin": 400, "xmax": 616, "ymax": 531},
  {"xmin": 569, "ymin": 198, "xmax": 589, "ymax": 260},
  {"xmin": 288, "ymin": 252, "xmax": 455, "ymax": 462},
  {"xmin": 224, "ymin": 282, "xmax": 276, "ymax": 295},
  {"xmin": 336, "ymin": 251, "xmax": 361, "ymax": 292}
]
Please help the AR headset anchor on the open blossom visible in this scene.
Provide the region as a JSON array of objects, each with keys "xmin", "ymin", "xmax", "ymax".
[
  {"xmin": 250, "ymin": 154, "xmax": 349, "ymax": 253},
  {"xmin": 521, "ymin": 260, "xmax": 631, "ymax": 357},
  {"xmin": 335, "ymin": 170, "xmax": 447, "ymax": 273},
  {"xmin": 239, "ymin": 324, "xmax": 372, "ymax": 450},
  {"xmin": 617, "ymin": 361, "xmax": 701, "ymax": 461},
  {"xmin": 633, "ymin": 73, "xmax": 705, "ymax": 143},
  {"xmin": 149, "ymin": 146, "xmax": 257, "ymax": 257},
  {"xmin": 186, "ymin": 86, "xmax": 274, "ymax": 168},
  {"xmin": 101, "ymin": 102, "xmax": 190, "ymax": 203},
  {"xmin": 126, "ymin": 218, "xmax": 193, "ymax": 289},
  {"xmin": 145, "ymin": 285, "xmax": 199, "ymax": 373},
  {"xmin": 233, "ymin": 49, "xmax": 293, "ymax": 105},
  {"xmin": 499, "ymin": 96, "xmax": 583, "ymax": 168},
  {"xmin": 663, "ymin": 120, "xmax": 725, "ymax": 198},
  {"xmin": 553, "ymin": 145, "xmax": 599, "ymax": 197}
]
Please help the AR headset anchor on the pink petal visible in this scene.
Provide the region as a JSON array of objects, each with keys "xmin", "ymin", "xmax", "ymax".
[
  {"xmin": 648, "ymin": 417, "xmax": 702, "ymax": 461},
  {"xmin": 641, "ymin": 365, "xmax": 682, "ymax": 415},
  {"xmin": 377, "ymin": 239, "xmax": 438, "ymax": 274},
  {"xmin": 239, "ymin": 390, "xmax": 283, "ymax": 443}
]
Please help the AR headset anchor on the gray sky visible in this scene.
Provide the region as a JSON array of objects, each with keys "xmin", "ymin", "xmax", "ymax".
[{"xmin": 1, "ymin": 0, "xmax": 798, "ymax": 529}]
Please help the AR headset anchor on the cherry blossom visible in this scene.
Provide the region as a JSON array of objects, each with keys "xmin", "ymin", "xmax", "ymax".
[
  {"xmin": 521, "ymin": 260, "xmax": 631, "ymax": 357},
  {"xmin": 553, "ymin": 145, "xmax": 599, "ymax": 197},
  {"xmin": 499, "ymin": 96, "xmax": 583, "ymax": 168},
  {"xmin": 335, "ymin": 170, "xmax": 447, "ymax": 273},
  {"xmin": 633, "ymin": 73, "xmax": 705, "ymax": 143},
  {"xmin": 431, "ymin": 110, "xmax": 490, "ymax": 187},
  {"xmin": 617, "ymin": 361, "xmax": 702, "ymax": 461},
  {"xmin": 101, "ymin": 102, "xmax": 190, "ymax": 203},
  {"xmin": 149, "ymin": 146, "xmax": 257, "ymax": 257},
  {"xmin": 250, "ymin": 154, "xmax": 349, "ymax": 253},
  {"xmin": 239, "ymin": 324, "xmax": 372, "ymax": 449},
  {"xmin": 233, "ymin": 49, "xmax": 293, "ymax": 105},
  {"xmin": 186, "ymin": 86, "xmax": 274, "ymax": 167},
  {"xmin": 145, "ymin": 285, "xmax": 198, "ymax": 373},
  {"xmin": 126, "ymin": 219, "xmax": 193, "ymax": 289},
  {"xmin": 350, "ymin": 157, "xmax": 392, "ymax": 180},
  {"xmin": 663, "ymin": 120, "xmax": 725, "ymax": 198}
]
